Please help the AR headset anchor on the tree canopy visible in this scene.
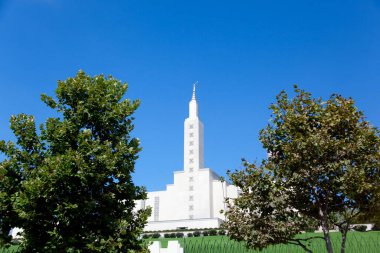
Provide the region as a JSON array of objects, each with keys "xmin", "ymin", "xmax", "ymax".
[
  {"xmin": 224, "ymin": 86, "xmax": 380, "ymax": 253},
  {"xmin": 0, "ymin": 71, "xmax": 150, "ymax": 252},
  {"xmin": 225, "ymin": 160, "xmax": 320, "ymax": 253}
]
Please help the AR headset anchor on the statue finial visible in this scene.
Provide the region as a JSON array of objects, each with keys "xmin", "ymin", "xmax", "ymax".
[{"xmin": 192, "ymin": 81, "xmax": 198, "ymax": 100}]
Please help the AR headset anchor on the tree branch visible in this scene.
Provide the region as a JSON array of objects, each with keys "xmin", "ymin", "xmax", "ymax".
[
  {"xmin": 288, "ymin": 240, "xmax": 313, "ymax": 253},
  {"xmin": 288, "ymin": 236, "xmax": 323, "ymax": 242}
]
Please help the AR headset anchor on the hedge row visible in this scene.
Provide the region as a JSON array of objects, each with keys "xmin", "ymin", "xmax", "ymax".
[
  {"xmin": 164, "ymin": 232, "xmax": 184, "ymax": 238},
  {"xmin": 188, "ymin": 229, "xmax": 226, "ymax": 237},
  {"xmin": 144, "ymin": 227, "xmax": 224, "ymax": 233},
  {"xmin": 142, "ymin": 233, "xmax": 161, "ymax": 239},
  {"xmin": 352, "ymin": 225, "xmax": 367, "ymax": 232},
  {"xmin": 142, "ymin": 229, "xmax": 226, "ymax": 239}
]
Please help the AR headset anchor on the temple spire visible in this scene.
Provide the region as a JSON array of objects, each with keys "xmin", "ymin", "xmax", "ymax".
[
  {"xmin": 192, "ymin": 81, "xmax": 198, "ymax": 100},
  {"xmin": 189, "ymin": 82, "xmax": 198, "ymax": 118},
  {"xmin": 184, "ymin": 81, "xmax": 204, "ymax": 172}
]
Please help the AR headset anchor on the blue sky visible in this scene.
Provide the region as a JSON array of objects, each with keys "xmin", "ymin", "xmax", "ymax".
[{"xmin": 0, "ymin": 0, "xmax": 379, "ymax": 191}]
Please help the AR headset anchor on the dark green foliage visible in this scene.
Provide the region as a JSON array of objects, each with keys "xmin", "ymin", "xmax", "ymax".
[
  {"xmin": 163, "ymin": 233, "xmax": 176, "ymax": 238},
  {"xmin": 193, "ymin": 231, "xmax": 201, "ymax": 237},
  {"xmin": 175, "ymin": 233, "xmax": 184, "ymax": 238},
  {"xmin": 142, "ymin": 234, "xmax": 150, "ymax": 239},
  {"xmin": 0, "ymin": 117, "xmax": 29, "ymax": 246},
  {"xmin": 202, "ymin": 231, "xmax": 209, "ymax": 236},
  {"xmin": 0, "ymin": 71, "xmax": 151, "ymax": 252},
  {"xmin": 218, "ymin": 230, "xmax": 226, "ymax": 236},
  {"xmin": 352, "ymin": 225, "xmax": 367, "ymax": 232},
  {"xmin": 304, "ymin": 227, "xmax": 318, "ymax": 233},
  {"xmin": 187, "ymin": 233, "xmax": 193, "ymax": 237},
  {"xmin": 303, "ymin": 219, "xmax": 319, "ymax": 233},
  {"xmin": 209, "ymin": 229, "xmax": 217, "ymax": 236},
  {"xmin": 152, "ymin": 233, "xmax": 161, "ymax": 239},
  {"xmin": 351, "ymin": 207, "xmax": 380, "ymax": 229}
]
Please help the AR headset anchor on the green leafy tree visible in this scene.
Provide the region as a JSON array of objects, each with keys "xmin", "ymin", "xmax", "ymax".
[
  {"xmin": 0, "ymin": 139, "xmax": 24, "ymax": 245},
  {"xmin": 224, "ymin": 160, "xmax": 321, "ymax": 253},
  {"xmin": 0, "ymin": 113, "xmax": 43, "ymax": 246},
  {"xmin": 225, "ymin": 86, "xmax": 380, "ymax": 253},
  {"xmin": 0, "ymin": 71, "xmax": 150, "ymax": 252}
]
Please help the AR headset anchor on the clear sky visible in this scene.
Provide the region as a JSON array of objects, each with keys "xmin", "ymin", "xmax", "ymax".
[{"xmin": 0, "ymin": 0, "xmax": 379, "ymax": 191}]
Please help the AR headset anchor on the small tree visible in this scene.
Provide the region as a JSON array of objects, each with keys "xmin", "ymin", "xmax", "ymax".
[
  {"xmin": 224, "ymin": 161, "xmax": 320, "ymax": 253},
  {"xmin": 0, "ymin": 71, "xmax": 151, "ymax": 252},
  {"xmin": 225, "ymin": 86, "xmax": 380, "ymax": 253}
]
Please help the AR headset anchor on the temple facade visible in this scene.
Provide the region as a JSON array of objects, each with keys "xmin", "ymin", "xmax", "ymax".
[{"xmin": 135, "ymin": 85, "xmax": 239, "ymax": 231}]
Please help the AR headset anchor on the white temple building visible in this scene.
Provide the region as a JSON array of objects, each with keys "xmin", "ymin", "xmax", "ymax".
[{"xmin": 135, "ymin": 85, "xmax": 239, "ymax": 231}]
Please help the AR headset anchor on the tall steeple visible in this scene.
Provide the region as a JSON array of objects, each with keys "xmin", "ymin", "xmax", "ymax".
[
  {"xmin": 192, "ymin": 82, "xmax": 197, "ymax": 100},
  {"xmin": 189, "ymin": 82, "xmax": 199, "ymax": 118},
  {"xmin": 184, "ymin": 82, "xmax": 204, "ymax": 172}
]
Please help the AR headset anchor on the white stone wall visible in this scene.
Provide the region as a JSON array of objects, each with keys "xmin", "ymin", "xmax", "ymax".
[
  {"xmin": 139, "ymin": 167, "xmax": 238, "ymax": 230},
  {"xmin": 212, "ymin": 180, "xmax": 239, "ymax": 220},
  {"xmin": 145, "ymin": 218, "xmax": 222, "ymax": 231}
]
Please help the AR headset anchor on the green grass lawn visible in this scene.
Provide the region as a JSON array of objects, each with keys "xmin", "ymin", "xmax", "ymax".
[
  {"xmin": 2, "ymin": 232, "xmax": 379, "ymax": 252},
  {"xmin": 148, "ymin": 231, "xmax": 380, "ymax": 253}
]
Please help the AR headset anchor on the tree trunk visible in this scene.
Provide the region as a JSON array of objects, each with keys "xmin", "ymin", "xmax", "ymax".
[
  {"xmin": 340, "ymin": 224, "xmax": 349, "ymax": 253},
  {"xmin": 319, "ymin": 207, "xmax": 334, "ymax": 253}
]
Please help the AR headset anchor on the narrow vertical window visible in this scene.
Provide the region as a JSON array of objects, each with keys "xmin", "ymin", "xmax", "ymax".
[{"xmin": 154, "ymin": 197, "xmax": 160, "ymax": 221}]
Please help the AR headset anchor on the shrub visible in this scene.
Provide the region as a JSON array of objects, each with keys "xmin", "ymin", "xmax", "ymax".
[
  {"xmin": 170, "ymin": 233, "xmax": 176, "ymax": 238},
  {"xmin": 193, "ymin": 231, "xmax": 201, "ymax": 237},
  {"xmin": 175, "ymin": 232, "xmax": 184, "ymax": 238},
  {"xmin": 304, "ymin": 227, "xmax": 317, "ymax": 233},
  {"xmin": 218, "ymin": 230, "xmax": 226, "ymax": 235},
  {"xmin": 202, "ymin": 231, "xmax": 209, "ymax": 236},
  {"xmin": 152, "ymin": 233, "xmax": 161, "ymax": 238},
  {"xmin": 209, "ymin": 229, "xmax": 217, "ymax": 236},
  {"xmin": 372, "ymin": 222, "xmax": 380, "ymax": 231},
  {"xmin": 142, "ymin": 234, "xmax": 150, "ymax": 239},
  {"xmin": 164, "ymin": 233, "xmax": 171, "ymax": 238},
  {"xmin": 187, "ymin": 233, "xmax": 193, "ymax": 237},
  {"xmin": 353, "ymin": 225, "xmax": 367, "ymax": 232}
]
